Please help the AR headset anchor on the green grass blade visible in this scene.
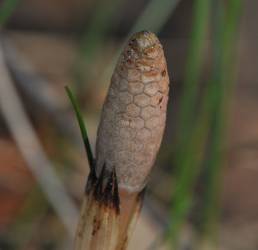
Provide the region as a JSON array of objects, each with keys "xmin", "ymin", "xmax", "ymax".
[{"xmin": 65, "ymin": 86, "xmax": 95, "ymax": 173}]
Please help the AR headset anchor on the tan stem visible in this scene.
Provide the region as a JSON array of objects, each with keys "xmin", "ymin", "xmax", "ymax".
[{"xmin": 74, "ymin": 170, "xmax": 144, "ymax": 250}]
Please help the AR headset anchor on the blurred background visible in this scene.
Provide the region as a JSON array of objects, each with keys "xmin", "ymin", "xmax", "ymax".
[{"xmin": 0, "ymin": 0, "xmax": 257, "ymax": 249}]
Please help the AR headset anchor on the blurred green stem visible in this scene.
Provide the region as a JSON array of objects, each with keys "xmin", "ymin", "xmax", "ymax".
[
  {"xmin": 199, "ymin": 0, "xmax": 242, "ymax": 239},
  {"xmin": 168, "ymin": 0, "xmax": 212, "ymax": 246},
  {"xmin": 178, "ymin": 0, "xmax": 211, "ymax": 139},
  {"xmin": 169, "ymin": 0, "xmax": 242, "ymax": 245}
]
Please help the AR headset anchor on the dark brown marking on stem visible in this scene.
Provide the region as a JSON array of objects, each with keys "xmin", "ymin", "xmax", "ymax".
[
  {"xmin": 92, "ymin": 215, "xmax": 101, "ymax": 236},
  {"xmin": 85, "ymin": 164, "xmax": 98, "ymax": 194},
  {"xmin": 85, "ymin": 163, "xmax": 120, "ymax": 214}
]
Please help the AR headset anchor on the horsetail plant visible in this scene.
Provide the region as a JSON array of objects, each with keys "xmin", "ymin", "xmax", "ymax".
[{"xmin": 67, "ymin": 31, "xmax": 170, "ymax": 250}]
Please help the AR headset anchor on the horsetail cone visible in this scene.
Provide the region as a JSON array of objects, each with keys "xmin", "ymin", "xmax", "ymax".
[
  {"xmin": 96, "ymin": 31, "xmax": 169, "ymax": 192},
  {"xmin": 73, "ymin": 31, "xmax": 169, "ymax": 250}
]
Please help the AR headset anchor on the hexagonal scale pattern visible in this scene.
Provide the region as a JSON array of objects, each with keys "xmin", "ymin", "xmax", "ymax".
[
  {"xmin": 96, "ymin": 31, "xmax": 170, "ymax": 192},
  {"xmin": 134, "ymin": 94, "xmax": 150, "ymax": 107},
  {"xmin": 128, "ymin": 81, "xmax": 144, "ymax": 94},
  {"xmin": 144, "ymin": 82, "xmax": 159, "ymax": 96}
]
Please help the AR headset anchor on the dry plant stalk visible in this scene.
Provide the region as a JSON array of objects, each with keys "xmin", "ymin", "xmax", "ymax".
[{"xmin": 74, "ymin": 31, "xmax": 170, "ymax": 250}]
